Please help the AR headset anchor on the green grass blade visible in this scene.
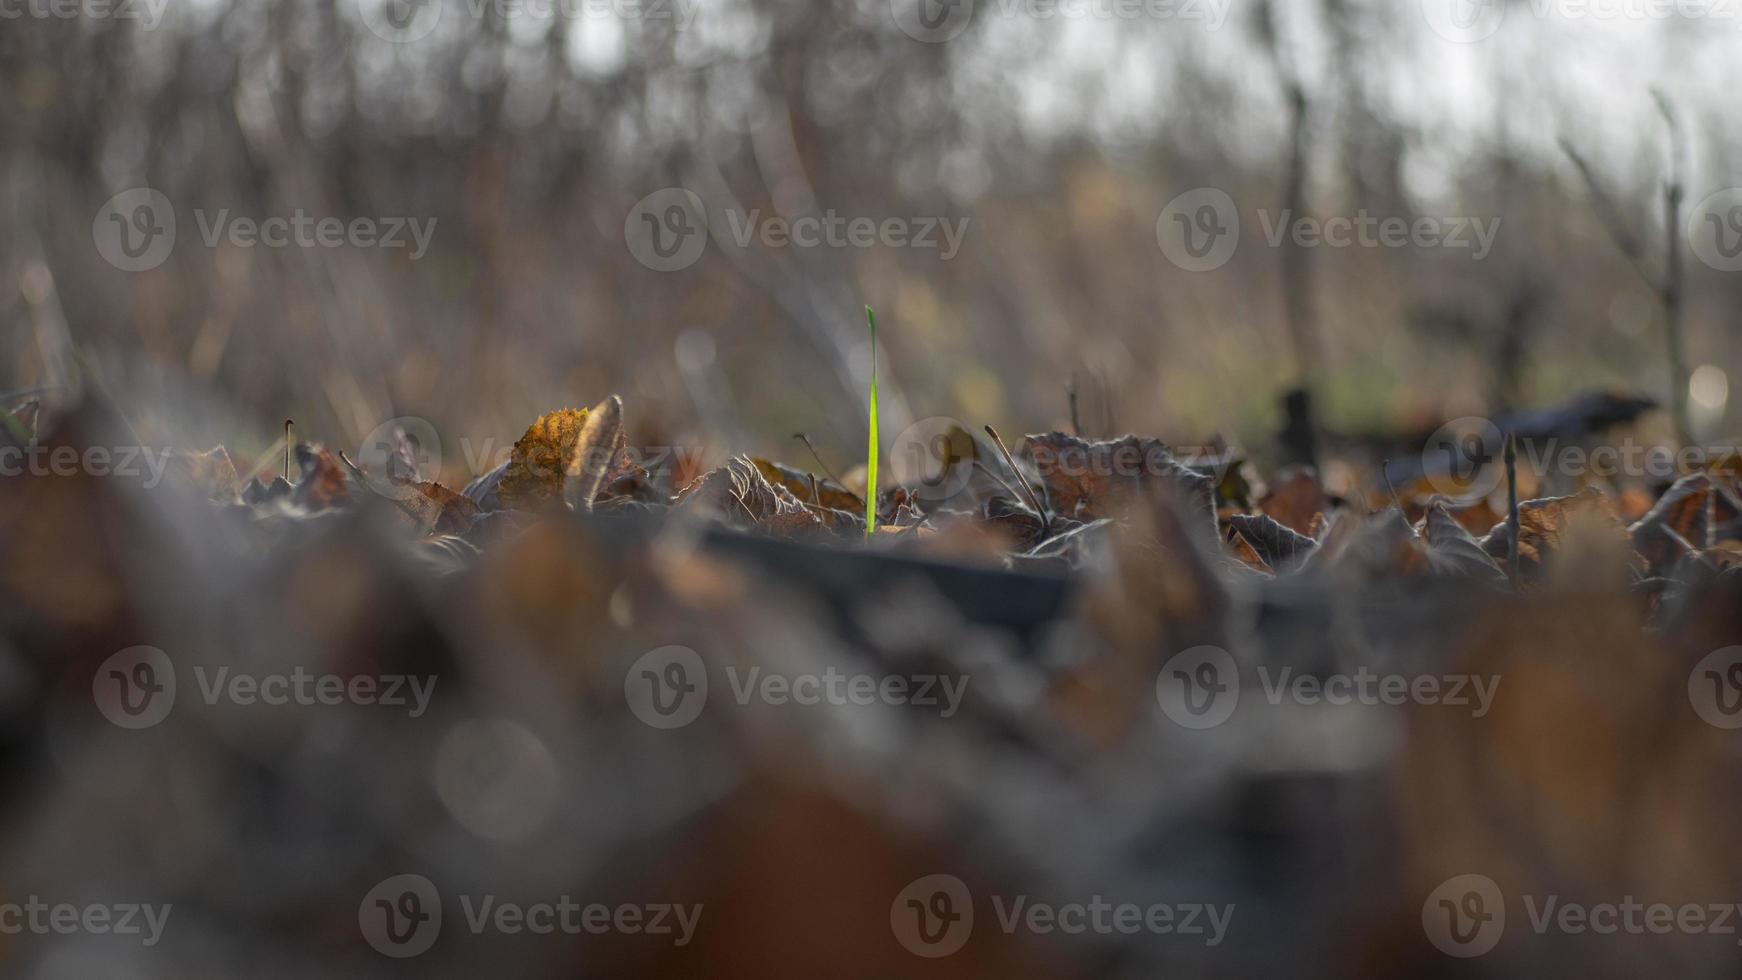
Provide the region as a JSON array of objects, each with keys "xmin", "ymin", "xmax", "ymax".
[{"xmin": 865, "ymin": 305, "xmax": 878, "ymax": 542}]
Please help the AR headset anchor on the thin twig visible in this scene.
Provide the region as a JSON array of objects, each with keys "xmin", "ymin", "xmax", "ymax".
[
  {"xmin": 1381, "ymin": 459, "xmax": 1404, "ymax": 514},
  {"xmin": 984, "ymin": 425, "xmax": 1048, "ymax": 523},
  {"xmin": 1505, "ymin": 433, "xmax": 1521, "ymax": 586},
  {"xmin": 1654, "ymin": 89, "xmax": 1692, "ymax": 448},
  {"xmin": 792, "ymin": 432, "xmax": 846, "ymax": 488},
  {"xmin": 283, "ymin": 419, "xmax": 294, "ymax": 482}
]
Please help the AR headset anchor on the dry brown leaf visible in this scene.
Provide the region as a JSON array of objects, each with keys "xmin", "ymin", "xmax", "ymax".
[
  {"xmin": 1420, "ymin": 499, "xmax": 1506, "ymax": 582},
  {"xmin": 1020, "ymin": 432, "xmax": 1214, "ymax": 532},
  {"xmin": 1478, "ymin": 487, "xmax": 1625, "ymax": 578},
  {"xmin": 1628, "ymin": 473, "xmax": 1713, "ymax": 570},
  {"xmin": 1228, "ymin": 513, "xmax": 1315, "ymax": 571},
  {"xmin": 404, "ymin": 481, "xmax": 483, "ymax": 535},
  {"xmin": 676, "ymin": 456, "xmax": 828, "ymax": 538},
  {"xmin": 1258, "ymin": 465, "xmax": 1326, "ymax": 536},
  {"xmin": 751, "ymin": 458, "xmax": 863, "ymax": 513},
  {"xmin": 1228, "ymin": 529, "xmax": 1273, "ymax": 573}
]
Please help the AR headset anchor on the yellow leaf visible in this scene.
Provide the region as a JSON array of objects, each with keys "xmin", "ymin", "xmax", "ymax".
[{"xmin": 497, "ymin": 408, "xmax": 589, "ymax": 511}]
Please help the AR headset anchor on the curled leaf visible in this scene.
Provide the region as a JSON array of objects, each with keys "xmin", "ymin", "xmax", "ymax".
[{"xmin": 1228, "ymin": 513, "xmax": 1315, "ymax": 571}]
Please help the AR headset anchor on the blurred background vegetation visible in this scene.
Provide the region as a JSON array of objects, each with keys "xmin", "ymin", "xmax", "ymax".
[{"xmin": 3, "ymin": 0, "xmax": 1739, "ymax": 481}]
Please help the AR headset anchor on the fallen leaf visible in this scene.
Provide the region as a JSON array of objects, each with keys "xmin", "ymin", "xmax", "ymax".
[
  {"xmin": 751, "ymin": 458, "xmax": 863, "ymax": 513},
  {"xmin": 676, "ymin": 456, "xmax": 829, "ymax": 538},
  {"xmin": 1420, "ymin": 499, "xmax": 1506, "ymax": 582},
  {"xmin": 1258, "ymin": 465, "xmax": 1326, "ymax": 536},
  {"xmin": 1628, "ymin": 473, "xmax": 1713, "ymax": 570},
  {"xmin": 1020, "ymin": 432, "xmax": 1215, "ymax": 533},
  {"xmin": 1228, "ymin": 513, "xmax": 1315, "ymax": 571},
  {"xmin": 1478, "ymin": 487, "xmax": 1625, "ymax": 578}
]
